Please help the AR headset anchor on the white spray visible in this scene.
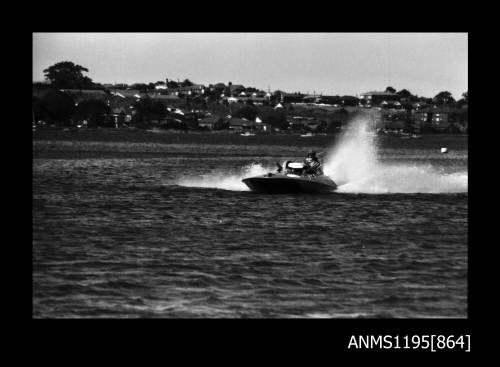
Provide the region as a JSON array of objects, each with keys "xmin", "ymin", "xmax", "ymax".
[
  {"xmin": 322, "ymin": 114, "xmax": 468, "ymax": 194},
  {"xmin": 176, "ymin": 163, "xmax": 270, "ymax": 191}
]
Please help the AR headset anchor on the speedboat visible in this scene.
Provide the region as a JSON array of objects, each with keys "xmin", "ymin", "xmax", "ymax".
[{"xmin": 242, "ymin": 161, "xmax": 337, "ymax": 193}]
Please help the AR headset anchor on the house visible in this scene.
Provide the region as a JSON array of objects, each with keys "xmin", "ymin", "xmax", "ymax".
[
  {"xmin": 187, "ymin": 84, "xmax": 205, "ymax": 95},
  {"xmin": 104, "ymin": 83, "xmax": 128, "ymax": 89},
  {"xmin": 227, "ymin": 83, "xmax": 245, "ymax": 96},
  {"xmin": 317, "ymin": 95, "xmax": 342, "ymax": 105},
  {"xmin": 282, "ymin": 93, "xmax": 305, "ymax": 104},
  {"xmin": 249, "ymin": 97, "xmax": 268, "ymax": 105},
  {"xmin": 110, "ymin": 107, "xmax": 132, "ymax": 127},
  {"xmin": 413, "ymin": 107, "xmax": 434, "ymax": 125},
  {"xmin": 430, "ymin": 107, "xmax": 467, "ymax": 130},
  {"xmin": 198, "ymin": 116, "xmax": 225, "ymax": 130},
  {"xmin": 340, "ymin": 96, "xmax": 359, "ymax": 106},
  {"xmin": 303, "ymin": 95, "xmax": 319, "ymax": 104},
  {"xmin": 165, "ymin": 84, "xmax": 205, "ymax": 96},
  {"xmin": 412, "ymin": 102, "xmax": 429, "ymax": 111},
  {"xmin": 209, "ymin": 83, "xmax": 226, "ymax": 95},
  {"xmin": 147, "ymin": 94, "xmax": 181, "ymax": 103},
  {"xmin": 412, "ymin": 107, "xmax": 467, "ymax": 131},
  {"xmin": 212, "ymin": 83, "xmax": 226, "ymax": 90},
  {"xmin": 110, "ymin": 89, "xmax": 144, "ymax": 99},
  {"xmin": 359, "ymin": 91, "xmax": 401, "ymax": 107},
  {"xmin": 154, "ymin": 82, "xmax": 167, "ymax": 90},
  {"xmin": 228, "ymin": 117, "xmax": 270, "ymax": 132},
  {"xmin": 288, "ymin": 116, "xmax": 324, "ymax": 131}
]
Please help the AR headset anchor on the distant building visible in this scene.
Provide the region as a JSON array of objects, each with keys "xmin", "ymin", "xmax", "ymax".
[
  {"xmin": 412, "ymin": 107, "xmax": 468, "ymax": 132},
  {"xmin": 359, "ymin": 91, "xmax": 401, "ymax": 107},
  {"xmin": 198, "ymin": 116, "xmax": 225, "ymax": 130},
  {"xmin": 166, "ymin": 84, "xmax": 205, "ymax": 96},
  {"xmin": 109, "ymin": 89, "xmax": 144, "ymax": 99},
  {"xmin": 154, "ymin": 82, "xmax": 167, "ymax": 90},
  {"xmin": 340, "ymin": 96, "xmax": 360, "ymax": 106},
  {"xmin": 288, "ymin": 116, "xmax": 324, "ymax": 131},
  {"xmin": 226, "ymin": 83, "xmax": 245, "ymax": 96},
  {"xmin": 146, "ymin": 94, "xmax": 181, "ymax": 103},
  {"xmin": 228, "ymin": 117, "xmax": 270, "ymax": 132},
  {"xmin": 282, "ymin": 93, "xmax": 305, "ymax": 104},
  {"xmin": 249, "ymin": 97, "xmax": 268, "ymax": 105},
  {"xmin": 303, "ymin": 95, "xmax": 320, "ymax": 104},
  {"xmin": 317, "ymin": 95, "xmax": 342, "ymax": 105}
]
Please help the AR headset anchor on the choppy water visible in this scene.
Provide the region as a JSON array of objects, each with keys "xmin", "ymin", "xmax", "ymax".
[{"xmin": 33, "ymin": 125, "xmax": 468, "ymax": 318}]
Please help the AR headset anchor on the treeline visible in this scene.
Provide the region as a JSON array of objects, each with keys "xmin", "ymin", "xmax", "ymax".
[
  {"xmin": 33, "ymin": 91, "xmax": 110, "ymax": 127},
  {"xmin": 32, "ymin": 90, "xmax": 186, "ymax": 128}
]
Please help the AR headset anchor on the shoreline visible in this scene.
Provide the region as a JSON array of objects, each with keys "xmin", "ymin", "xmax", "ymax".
[
  {"xmin": 33, "ymin": 128, "xmax": 468, "ymax": 160},
  {"xmin": 33, "ymin": 127, "xmax": 468, "ymax": 142}
]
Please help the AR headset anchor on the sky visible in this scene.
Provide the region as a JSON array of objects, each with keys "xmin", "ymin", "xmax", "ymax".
[{"xmin": 33, "ymin": 33, "xmax": 468, "ymax": 99}]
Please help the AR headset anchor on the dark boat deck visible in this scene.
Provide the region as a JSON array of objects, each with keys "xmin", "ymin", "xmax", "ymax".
[{"xmin": 242, "ymin": 174, "xmax": 337, "ymax": 194}]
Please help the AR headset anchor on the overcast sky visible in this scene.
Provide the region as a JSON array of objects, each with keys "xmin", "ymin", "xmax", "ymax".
[{"xmin": 33, "ymin": 33, "xmax": 468, "ymax": 98}]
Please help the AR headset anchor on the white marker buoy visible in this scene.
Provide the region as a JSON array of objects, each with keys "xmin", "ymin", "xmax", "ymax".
[{"xmin": 441, "ymin": 147, "xmax": 448, "ymax": 154}]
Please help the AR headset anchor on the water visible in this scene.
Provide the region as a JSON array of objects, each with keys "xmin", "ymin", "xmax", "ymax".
[{"xmin": 33, "ymin": 121, "xmax": 468, "ymax": 318}]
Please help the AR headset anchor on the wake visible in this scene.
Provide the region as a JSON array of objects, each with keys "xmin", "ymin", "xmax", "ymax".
[{"xmin": 176, "ymin": 163, "xmax": 269, "ymax": 191}]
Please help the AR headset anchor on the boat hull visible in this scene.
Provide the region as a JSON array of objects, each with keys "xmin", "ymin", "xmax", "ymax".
[{"xmin": 242, "ymin": 173, "xmax": 337, "ymax": 193}]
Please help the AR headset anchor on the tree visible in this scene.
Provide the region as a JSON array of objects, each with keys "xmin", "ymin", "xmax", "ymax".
[
  {"xmin": 130, "ymin": 83, "xmax": 149, "ymax": 92},
  {"xmin": 73, "ymin": 99, "xmax": 110, "ymax": 127},
  {"xmin": 167, "ymin": 80, "xmax": 179, "ymax": 88},
  {"xmin": 33, "ymin": 96, "xmax": 49, "ymax": 123},
  {"xmin": 264, "ymin": 110, "xmax": 288, "ymax": 129},
  {"xmin": 181, "ymin": 79, "xmax": 193, "ymax": 87},
  {"xmin": 462, "ymin": 91, "xmax": 468, "ymax": 103},
  {"xmin": 41, "ymin": 90, "xmax": 75, "ymax": 125},
  {"xmin": 433, "ymin": 91, "xmax": 455, "ymax": 106},
  {"xmin": 385, "ymin": 86, "xmax": 396, "ymax": 93},
  {"xmin": 132, "ymin": 97, "xmax": 167, "ymax": 125},
  {"xmin": 457, "ymin": 91, "xmax": 468, "ymax": 108},
  {"xmin": 397, "ymin": 89, "xmax": 413, "ymax": 99},
  {"xmin": 43, "ymin": 61, "xmax": 94, "ymax": 89},
  {"xmin": 234, "ymin": 106, "xmax": 258, "ymax": 120}
]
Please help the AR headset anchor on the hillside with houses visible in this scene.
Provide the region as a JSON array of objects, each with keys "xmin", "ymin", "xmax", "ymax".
[{"xmin": 33, "ymin": 62, "xmax": 468, "ymax": 135}]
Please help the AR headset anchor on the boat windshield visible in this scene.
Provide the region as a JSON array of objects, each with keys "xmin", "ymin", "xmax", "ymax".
[{"xmin": 285, "ymin": 162, "xmax": 305, "ymax": 175}]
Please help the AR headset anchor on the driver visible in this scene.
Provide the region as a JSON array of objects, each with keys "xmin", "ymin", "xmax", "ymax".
[{"xmin": 303, "ymin": 151, "xmax": 323, "ymax": 175}]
